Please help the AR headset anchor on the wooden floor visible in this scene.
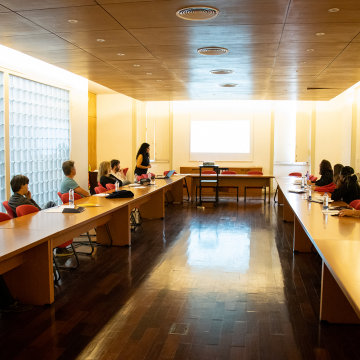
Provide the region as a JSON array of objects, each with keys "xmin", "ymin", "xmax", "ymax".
[{"xmin": 1, "ymin": 199, "xmax": 360, "ymax": 360}]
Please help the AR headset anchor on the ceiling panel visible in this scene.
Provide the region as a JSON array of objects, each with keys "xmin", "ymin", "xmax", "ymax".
[
  {"xmin": 0, "ymin": 4, "xmax": 10, "ymax": 12},
  {"xmin": 0, "ymin": 1, "xmax": 96, "ymax": 11},
  {"xmin": 129, "ymin": 25, "xmax": 284, "ymax": 46},
  {"xmin": 17, "ymin": 5, "xmax": 124, "ymax": 32},
  {"xmin": 84, "ymin": 47, "xmax": 155, "ymax": 61},
  {"xmin": 287, "ymin": 0, "xmax": 360, "ymax": 24},
  {"xmin": 277, "ymin": 42, "xmax": 348, "ymax": 57},
  {"xmin": 103, "ymin": 0, "xmax": 289, "ymax": 29},
  {"xmin": 0, "ymin": 12, "xmax": 48, "ymax": 36}
]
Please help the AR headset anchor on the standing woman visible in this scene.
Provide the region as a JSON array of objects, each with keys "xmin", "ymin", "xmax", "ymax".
[
  {"xmin": 331, "ymin": 166, "xmax": 360, "ymax": 204},
  {"xmin": 135, "ymin": 142, "xmax": 151, "ymax": 176}
]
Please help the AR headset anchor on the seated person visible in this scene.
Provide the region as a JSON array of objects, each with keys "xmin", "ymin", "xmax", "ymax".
[
  {"xmin": 0, "ymin": 275, "xmax": 32, "ymax": 313},
  {"xmin": 99, "ymin": 161, "xmax": 119, "ymax": 188},
  {"xmin": 8, "ymin": 175, "xmax": 56, "ymax": 218},
  {"xmin": 331, "ymin": 166, "xmax": 360, "ymax": 204},
  {"xmin": 339, "ymin": 209, "xmax": 360, "ymax": 217},
  {"xmin": 110, "ymin": 159, "xmax": 131, "ymax": 185},
  {"xmin": 310, "ymin": 159, "xmax": 333, "ymax": 187},
  {"xmin": 60, "ymin": 160, "xmax": 90, "ymax": 197},
  {"xmin": 333, "ymin": 163, "xmax": 344, "ymax": 185}
]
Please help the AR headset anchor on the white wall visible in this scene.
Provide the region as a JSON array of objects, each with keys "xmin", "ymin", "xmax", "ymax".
[{"xmin": 0, "ymin": 45, "xmax": 89, "ymax": 192}]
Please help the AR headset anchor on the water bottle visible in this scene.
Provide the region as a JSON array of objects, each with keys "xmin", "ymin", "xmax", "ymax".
[
  {"xmin": 69, "ymin": 188, "xmax": 74, "ymax": 207},
  {"xmin": 301, "ymin": 176, "xmax": 305, "ymax": 189},
  {"xmin": 134, "ymin": 173, "xmax": 138, "ymax": 184},
  {"xmin": 115, "ymin": 180, "xmax": 119, "ymax": 191},
  {"xmin": 308, "ymin": 187, "xmax": 312, "ymax": 200},
  {"xmin": 306, "ymin": 171, "xmax": 309, "ymax": 181},
  {"xmin": 323, "ymin": 193, "xmax": 329, "ymax": 210}
]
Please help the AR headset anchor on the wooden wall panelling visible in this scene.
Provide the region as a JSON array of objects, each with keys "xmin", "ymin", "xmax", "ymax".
[{"xmin": 88, "ymin": 92, "xmax": 97, "ymax": 170}]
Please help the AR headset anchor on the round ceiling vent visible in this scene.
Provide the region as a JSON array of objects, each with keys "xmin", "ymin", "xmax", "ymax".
[
  {"xmin": 176, "ymin": 6, "xmax": 220, "ymax": 21},
  {"xmin": 218, "ymin": 83, "xmax": 238, "ymax": 87},
  {"xmin": 210, "ymin": 69, "xmax": 234, "ymax": 74},
  {"xmin": 197, "ymin": 47, "xmax": 228, "ymax": 55}
]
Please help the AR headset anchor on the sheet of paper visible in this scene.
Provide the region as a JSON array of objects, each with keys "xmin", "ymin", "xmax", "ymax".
[
  {"xmin": 321, "ymin": 210, "xmax": 339, "ymax": 215},
  {"xmin": 78, "ymin": 204, "xmax": 101, "ymax": 207},
  {"xmin": 92, "ymin": 193, "xmax": 108, "ymax": 197},
  {"xmin": 43, "ymin": 205, "xmax": 73, "ymax": 213},
  {"xmin": 128, "ymin": 184, "xmax": 141, "ymax": 187}
]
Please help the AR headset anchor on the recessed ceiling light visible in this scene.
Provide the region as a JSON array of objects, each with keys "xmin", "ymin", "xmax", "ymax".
[
  {"xmin": 218, "ymin": 83, "xmax": 238, "ymax": 87},
  {"xmin": 97, "ymin": 39, "xmax": 105, "ymax": 42},
  {"xmin": 134, "ymin": 64, "xmax": 140, "ymax": 66},
  {"xmin": 197, "ymin": 47, "xmax": 228, "ymax": 55},
  {"xmin": 306, "ymin": 49, "xmax": 314, "ymax": 52},
  {"xmin": 118, "ymin": 53, "xmax": 125, "ymax": 56},
  {"xmin": 68, "ymin": 20, "xmax": 78, "ymax": 23},
  {"xmin": 146, "ymin": 73, "xmax": 152, "ymax": 75},
  {"xmin": 210, "ymin": 69, "xmax": 234, "ymax": 74},
  {"xmin": 295, "ymin": 70, "xmax": 299, "ymax": 72},
  {"xmin": 316, "ymin": 33, "xmax": 325, "ymax": 36},
  {"xmin": 176, "ymin": 6, "xmax": 220, "ymax": 21},
  {"xmin": 300, "ymin": 61, "xmax": 307, "ymax": 64},
  {"xmin": 328, "ymin": 8, "xmax": 339, "ymax": 12}
]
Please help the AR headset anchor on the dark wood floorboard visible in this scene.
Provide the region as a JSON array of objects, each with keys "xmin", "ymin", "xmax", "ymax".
[{"xmin": 1, "ymin": 199, "xmax": 360, "ymax": 359}]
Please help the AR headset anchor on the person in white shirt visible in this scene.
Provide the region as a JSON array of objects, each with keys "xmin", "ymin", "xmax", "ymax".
[{"xmin": 110, "ymin": 159, "xmax": 131, "ymax": 185}]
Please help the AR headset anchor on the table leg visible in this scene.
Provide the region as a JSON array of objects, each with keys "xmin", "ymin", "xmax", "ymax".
[
  {"xmin": 140, "ymin": 190, "xmax": 165, "ymax": 219},
  {"xmin": 191, "ymin": 179, "xmax": 196, "ymax": 202},
  {"xmin": 268, "ymin": 181, "xmax": 271, "ymax": 203},
  {"xmin": 283, "ymin": 197, "xmax": 294, "ymax": 222},
  {"xmin": 97, "ymin": 205, "xmax": 131, "ymax": 246},
  {"xmin": 3, "ymin": 241, "xmax": 54, "ymax": 305},
  {"xmin": 293, "ymin": 216, "xmax": 312, "ymax": 252},
  {"xmin": 320, "ymin": 262, "xmax": 360, "ymax": 323},
  {"xmin": 278, "ymin": 187, "xmax": 284, "ymax": 205}
]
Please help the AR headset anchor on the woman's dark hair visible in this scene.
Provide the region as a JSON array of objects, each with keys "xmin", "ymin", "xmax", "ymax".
[
  {"xmin": 136, "ymin": 143, "xmax": 150, "ymax": 159},
  {"xmin": 333, "ymin": 163, "xmax": 344, "ymax": 183},
  {"xmin": 10, "ymin": 175, "xmax": 29, "ymax": 193},
  {"xmin": 319, "ymin": 159, "xmax": 333, "ymax": 176},
  {"xmin": 340, "ymin": 166, "xmax": 360, "ymax": 198}
]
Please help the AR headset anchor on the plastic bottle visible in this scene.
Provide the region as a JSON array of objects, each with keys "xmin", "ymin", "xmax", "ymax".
[
  {"xmin": 308, "ymin": 187, "xmax": 312, "ymax": 200},
  {"xmin": 134, "ymin": 173, "xmax": 138, "ymax": 184},
  {"xmin": 115, "ymin": 180, "xmax": 119, "ymax": 191},
  {"xmin": 323, "ymin": 193, "xmax": 329, "ymax": 210},
  {"xmin": 301, "ymin": 176, "xmax": 305, "ymax": 189},
  {"xmin": 306, "ymin": 171, "xmax": 309, "ymax": 181},
  {"xmin": 69, "ymin": 188, "xmax": 74, "ymax": 207},
  {"xmin": 88, "ymin": 164, "xmax": 91, "ymax": 172}
]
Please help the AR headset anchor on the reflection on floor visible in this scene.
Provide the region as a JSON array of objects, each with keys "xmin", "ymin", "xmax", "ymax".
[{"xmin": 1, "ymin": 200, "xmax": 360, "ymax": 360}]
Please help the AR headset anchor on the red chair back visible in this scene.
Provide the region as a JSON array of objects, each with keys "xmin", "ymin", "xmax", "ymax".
[
  {"xmin": 349, "ymin": 200, "xmax": 360, "ymax": 210},
  {"xmin": 164, "ymin": 171, "xmax": 178, "ymax": 175},
  {"xmin": 95, "ymin": 186, "xmax": 107, "ymax": 194},
  {"xmin": 0, "ymin": 212, "xmax": 11, "ymax": 222},
  {"xmin": 123, "ymin": 168, "xmax": 129, "ymax": 176},
  {"xmin": 221, "ymin": 171, "xmax": 236, "ymax": 174},
  {"xmin": 2, "ymin": 201, "xmax": 15, "ymax": 219},
  {"xmin": 57, "ymin": 192, "xmax": 63, "ymax": 200},
  {"xmin": 106, "ymin": 184, "xmax": 115, "ymax": 190},
  {"xmin": 202, "ymin": 170, "xmax": 216, "ymax": 174},
  {"xmin": 247, "ymin": 171, "xmax": 263, "ymax": 175},
  {"xmin": 289, "ymin": 172, "xmax": 302, "ymax": 177},
  {"xmin": 98, "ymin": 182, "xmax": 106, "ymax": 190},
  {"xmin": 139, "ymin": 173, "xmax": 155, "ymax": 179},
  {"xmin": 61, "ymin": 192, "xmax": 82, "ymax": 204},
  {"xmin": 16, "ymin": 204, "xmax": 39, "ymax": 217}
]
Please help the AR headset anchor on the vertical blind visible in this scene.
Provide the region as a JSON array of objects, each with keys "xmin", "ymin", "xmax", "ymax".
[
  {"xmin": 9, "ymin": 75, "xmax": 70, "ymax": 206},
  {"xmin": 0, "ymin": 72, "xmax": 4, "ymax": 210}
]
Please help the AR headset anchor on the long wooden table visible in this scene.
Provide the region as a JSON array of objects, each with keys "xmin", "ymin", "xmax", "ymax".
[
  {"xmin": 0, "ymin": 176, "xmax": 185, "ymax": 306},
  {"xmin": 188, "ymin": 174, "xmax": 274, "ymax": 203},
  {"xmin": 276, "ymin": 177, "xmax": 360, "ymax": 324}
]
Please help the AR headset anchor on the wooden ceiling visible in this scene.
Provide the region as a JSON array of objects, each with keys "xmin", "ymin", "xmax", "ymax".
[{"xmin": 0, "ymin": 0, "xmax": 359, "ymax": 101}]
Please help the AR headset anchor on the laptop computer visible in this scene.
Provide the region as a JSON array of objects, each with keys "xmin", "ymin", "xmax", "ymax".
[{"xmin": 156, "ymin": 170, "xmax": 176, "ymax": 179}]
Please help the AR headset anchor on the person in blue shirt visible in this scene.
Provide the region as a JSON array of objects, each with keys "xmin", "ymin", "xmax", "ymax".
[{"xmin": 60, "ymin": 160, "xmax": 90, "ymax": 197}]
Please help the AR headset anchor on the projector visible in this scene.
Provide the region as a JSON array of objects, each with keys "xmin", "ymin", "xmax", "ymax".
[{"xmin": 203, "ymin": 161, "xmax": 215, "ymax": 166}]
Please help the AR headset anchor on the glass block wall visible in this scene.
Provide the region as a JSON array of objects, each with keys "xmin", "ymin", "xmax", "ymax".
[
  {"xmin": 0, "ymin": 72, "xmax": 4, "ymax": 211},
  {"xmin": 9, "ymin": 75, "xmax": 70, "ymax": 207}
]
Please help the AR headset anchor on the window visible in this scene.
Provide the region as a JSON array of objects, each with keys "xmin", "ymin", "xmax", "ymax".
[
  {"xmin": 9, "ymin": 75, "xmax": 70, "ymax": 206},
  {"xmin": 0, "ymin": 72, "xmax": 4, "ymax": 210}
]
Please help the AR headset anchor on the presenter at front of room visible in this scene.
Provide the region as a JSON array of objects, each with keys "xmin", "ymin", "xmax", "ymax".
[{"xmin": 135, "ymin": 142, "xmax": 151, "ymax": 176}]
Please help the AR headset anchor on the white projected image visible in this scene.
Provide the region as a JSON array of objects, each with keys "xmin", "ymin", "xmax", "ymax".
[{"xmin": 191, "ymin": 120, "xmax": 250, "ymax": 153}]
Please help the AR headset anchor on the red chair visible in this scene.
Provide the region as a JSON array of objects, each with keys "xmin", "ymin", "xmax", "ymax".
[
  {"xmin": 2, "ymin": 201, "xmax": 15, "ymax": 219},
  {"xmin": 196, "ymin": 170, "xmax": 217, "ymax": 203},
  {"xmin": 0, "ymin": 212, "xmax": 11, "ymax": 222},
  {"xmin": 164, "ymin": 171, "xmax": 189, "ymax": 201},
  {"xmin": 349, "ymin": 200, "xmax": 360, "ymax": 210},
  {"xmin": 57, "ymin": 192, "xmax": 63, "ymax": 201},
  {"xmin": 98, "ymin": 182, "xmax": 106, "ymax": 190},
  {"xmin": 16, "ymin": 205, "xmax": 79, "ymax": 271},
  {"xmin": 106, "ymin": 183, "xmax": 115, "ymax": 190},
  {"xmin": 61, "ymin": 192, "xmax": 82, "ymax": 203},
  {"xmin": 289, "ymin": 172, "xmax": 302, "ymax": 177},
  {"xmin": 218, "ymin": 171, "xmax": 239, "ymax": 202},
  {"xmin": 95, "ymin": 186, "xmax": 107, "ymax": 194},
  {"xmin": 139, "ymin": 173, "xmax": 155, "ymax": 179},
  {"xmin": 123, "ymin": 168, "xmax": 129, "ymax": 176},
  {"xmin": 245, "ymin": 171, "xmax": 266, "ymax": 203}
]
